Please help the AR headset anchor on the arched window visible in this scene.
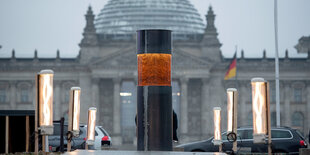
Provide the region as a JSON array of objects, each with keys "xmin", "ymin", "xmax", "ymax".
[
  {"xmin": 172, "ymin": 81, "xmax": 180, "ymax": 116},
  {"xmin": 292, "ymin": 112, "xmax": 304, "ymax": 128},
  {"xmin": 0, "ymin": 88, "xmax": 6, "ymax": 103},
  {"xmin": 293, "ymin": 88, "xmax": 302, "ymax": 102},
  {"xmin": 271, "ymin": 112, "xmax": 276, "ymax": 127},
  {"xmin": 121, "ymin": 81, "xmax": 136, "ymax": 143},
  {"xmin": 18, "ymin": 82, "xmax": 32, "ymax": 103},
  {"xmin": 0, "ymin": 82, "xmax": 9, "ymax": 103},
  {"xmin": 246, "ymin": 112, "xmax": 253, "ymax": 126}
]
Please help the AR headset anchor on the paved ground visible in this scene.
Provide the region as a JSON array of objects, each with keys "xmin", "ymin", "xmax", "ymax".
[{"xmin": 64, "ymin": 150, "xmax": 226, "ymax": 155}]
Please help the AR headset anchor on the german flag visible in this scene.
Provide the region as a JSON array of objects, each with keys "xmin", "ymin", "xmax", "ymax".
[{"xmin": 224, "ymin": 53, "xmax": 237, "ymax": 80}]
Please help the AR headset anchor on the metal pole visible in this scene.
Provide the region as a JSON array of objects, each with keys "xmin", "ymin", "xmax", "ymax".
[
  {"xmin": 60, "ymin": 117, "xmax": 64, "ymax": 153},
  {"xmin": 266, "ymin": 82, "xmax": 272, "ymax": 155},
  {"xmin": 5, "ymin": 116, "xmax": 9, "ymax": 154},
  {"xmin": 274, "ymin": 0, "xmax": 281, "ymax": 127},
  {"xmin": 26, "ymin": 116, "xmax": 30, "ymax": 152}
]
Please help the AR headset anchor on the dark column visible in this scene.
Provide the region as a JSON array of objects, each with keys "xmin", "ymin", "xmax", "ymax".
[{"xmin": 136, "ymin": 30, "xmax": 172, "ymax": 151}]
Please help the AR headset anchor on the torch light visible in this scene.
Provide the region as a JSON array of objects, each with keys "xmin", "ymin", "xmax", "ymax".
[
  {"xmin": 136, "ymin": 30, "xmax": 172, "ymax": 151},
  {"xmin": 36, "ymin": 69, "xmax": 54, "ymax": 135},
  {"xmin": 213, "ymin": 107, "xmax": 222, "ymax": 146},
  {"xmin": 86, "ymin": 107, "xmax": 97, "ymax": 146},
  {"xmin": 67, "ymin": 87, "xmax": 81, "ymax": 152},
  {"xmin": 227, "ymin": 88, "xmax": 238, "ymax": 152},
  {"xmin": 251, "ymin": 77, "xmax": 271, "ymax": 146},
  {"xmin": 68, "ymin": 87, "xmax": 81, "ymax": 137}
]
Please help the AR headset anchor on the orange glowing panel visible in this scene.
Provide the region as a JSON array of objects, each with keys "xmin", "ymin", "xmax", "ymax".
[{"xmin": 137, "ymin": 53, "xmax": 171, "ymax": 86}]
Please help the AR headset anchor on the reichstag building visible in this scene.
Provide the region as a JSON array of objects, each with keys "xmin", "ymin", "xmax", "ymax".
[{"xmin": 0, "ymin": 0, "xmax": 309, "ymax": 145}]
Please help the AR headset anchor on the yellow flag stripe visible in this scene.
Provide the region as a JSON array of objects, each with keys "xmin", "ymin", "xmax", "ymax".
[{"xmin": 224, "ymin": 67, "xmax": 236, "ymax": 80}]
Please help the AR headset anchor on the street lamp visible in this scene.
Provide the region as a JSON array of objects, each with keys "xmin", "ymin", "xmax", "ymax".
[
  {"xmin": 86, "ymin": 107, "xmax": 97, "ymax": 147},
  {"xmin": 37, "ymin": 69, "xmax": 54, "ymax": 135},
  {"xmin": 67, "ymin": 87, "xmax": 81, "ymax": 151},
  {"xmin": 35, "ymin": 69, "xmax": 54, "ymax": 153},
  {"xmin": 227, "ymin": 88, "xmax": 238, "ymax": 152},
  {"xmin": 213, "ymin": 107, "xmax": 222, "ymax": 151},
  {"xmin": 251, "ymin": 77, "xmax": 272, "ymax": 154}
]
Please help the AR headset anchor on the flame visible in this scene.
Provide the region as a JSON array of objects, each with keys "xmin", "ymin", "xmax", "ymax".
[
  {"xmin": 73, "ymin": 90, "xmax": 80, "ymax": 131},
  {"xmin": 227, "ymin": 91, "xmax": 233, "ymax": 132},
  {"xmin": 42, "ymin": 74, "xmax": 52, "ymax": 125},
  {"xmin": 214, "ymin": 109, "xmax": 221, "ymax": 140},
  {"xmin": 252, "ymin": 82, "xmax": 266, "ymax": 134}
]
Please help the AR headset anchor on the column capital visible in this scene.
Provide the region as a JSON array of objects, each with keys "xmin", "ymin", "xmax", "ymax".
[
  {"xmin": 113, "ymin": 77, "xmax": 121, "ymax": 84},
  {"xmin": 9, "ymin": 80, "xmax": 17, "ymax": 86},
  {"xmin": 92, "ymin": 78, "xmax": 100, "ymax": 84},
  {"xmin": 54, "ymin": 80, "xmax": 62, "ymax": 86},
  {"xmin": 201, "ymin": 78, "xmax": 210, "ymax": 84},
  {"xmin": 180, "ymin": 77, "xmax": 189, "ymax": 84}
]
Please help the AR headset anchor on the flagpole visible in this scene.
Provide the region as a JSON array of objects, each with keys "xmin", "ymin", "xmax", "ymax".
[
  {"xmin": 235, "ymin": 46, "xmax": 238, "ymax": 90},
  {"xmin": 274, "ymin": 0, "xmax": 281, "ymax": 127}
]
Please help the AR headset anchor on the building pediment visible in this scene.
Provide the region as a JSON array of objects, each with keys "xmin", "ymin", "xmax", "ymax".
[{"xmin": 89, "ymin": 47, "xmax": 211, "ymax": 70}]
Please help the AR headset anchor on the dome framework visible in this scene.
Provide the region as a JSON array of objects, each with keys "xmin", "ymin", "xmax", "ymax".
[{"xmin": 95, "ymin": 0, "xmax": 205, "ymax": 40}]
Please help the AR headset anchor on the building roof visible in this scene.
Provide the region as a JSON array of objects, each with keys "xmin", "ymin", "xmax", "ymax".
[{"xmin": 95, "ymin": 0, "xmax": 205, "ymax": 36}]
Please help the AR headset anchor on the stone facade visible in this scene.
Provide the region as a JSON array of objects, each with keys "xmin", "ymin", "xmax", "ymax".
[{"xmin": 0, "ymin": 6, "xmax": 310, "ymax": 146}]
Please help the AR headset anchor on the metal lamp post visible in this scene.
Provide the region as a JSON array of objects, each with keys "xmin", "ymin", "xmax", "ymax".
[
  {"xmin": 67, "ymin": 87, "xmax": 81, "ymax": 152},
  {"xmin": 86, "ymin": 107, "xmax": 97, "ymax": 149},
  {"xmin": 213, "ymin": 107, "xmax": 222, "ymax": 152},
  {"xmin": 35, "ymin": 69, "xmax": 54, "ymax": 153},
  {"xmin": 251, "ymin": 77, "xmax": 272, "ymax": 155},
  {"xmin": 227, "ymin": 88, "xmax": 238, "ymax": 153}
]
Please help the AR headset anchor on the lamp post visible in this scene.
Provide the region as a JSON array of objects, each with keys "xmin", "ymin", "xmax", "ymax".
[
  {"xmin": 227, "ymin": 88, "xmax": 238, "ymax": 153},
  {"xmin": 67, "ymin": 87, "xmax": 81, "ymax": 152},
  {"xmin": 86, "ymin": 107, "xmax": 97, "ymax": 149},
  {"xmin": 213, "ymin": 107, "xmax": 222, "ymax": 152},
  {"xmin": 136, "ymin": 29, "xmax": 172, "ymax": 151},
  {"xmin": 251, "ymin": 78, "xmax": 272, "ymax": 155},
  {"xmin": 35, "ymin": 69, "xmax": 54, "ymax": 153}
]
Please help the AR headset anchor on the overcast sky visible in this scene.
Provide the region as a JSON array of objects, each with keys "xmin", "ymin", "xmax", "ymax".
[{"xmin": 0, "ymin": 0, "xmax": 309, "ymax": 58}]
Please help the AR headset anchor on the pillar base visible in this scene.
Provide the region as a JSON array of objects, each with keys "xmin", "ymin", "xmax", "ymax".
[{"xmin": 111, "ymin": 135, "xmax": 123, "ymax": 146}]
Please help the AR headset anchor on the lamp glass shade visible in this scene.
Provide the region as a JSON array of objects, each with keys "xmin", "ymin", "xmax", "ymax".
[
  {"xmin": 213, "ymin": 107, "xmax": 222, "ymax": 141},
  {"xmin": 38, "ymin": 70, "xmax": 54, "ymax": 127},
  {"xmin": 87, "ymin": 107, "xmax": 97, "ymax": 144},
  {"xmin": 227, "ymin": 91, "xmax": 234, "ymax": 132},
  {"xmin": 251, "ymin": 78, "xmax": 267, "ymax": 135},
  {"xmin": 69, "ymin": 87, "xmax": 81, "ymax": 133},
  {"xmin": 137, "ymin": 53, "xmax": 171, "ymax": 86}
]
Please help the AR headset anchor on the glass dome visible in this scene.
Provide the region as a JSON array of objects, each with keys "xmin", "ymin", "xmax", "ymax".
[{"xmin": 95, "ymin": 0, "xmax": 205, "ymax": 37}]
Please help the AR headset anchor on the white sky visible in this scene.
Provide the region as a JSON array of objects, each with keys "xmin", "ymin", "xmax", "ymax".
[{"xmin": 0, "ymin": 0, "xmax": 309, "ymax": 58}]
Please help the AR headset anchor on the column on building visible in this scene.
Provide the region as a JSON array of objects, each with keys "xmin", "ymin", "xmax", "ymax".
[
  {"xmin": 180, "ymin": 77, "xmax": 188, "ymax": 140},
  {"xmin": 201, "ymin": 78, "xmax": 210, "ymax": 138},
  {"xmin": 54, "ymin": 81, "xmax": 61, "ymax": 120},
  {"xmin": 306, "ymin": 82, "xmax": 310, "ymax": 134},
  {"xmin": 284, "ymin": 82, "xmax": 291, "ymax": 126},
  {"xmin": 91, "ymin": 78, "xmax": 100, "ymax": 123},
  {"xmin": 240, "ymin": 82, "xmax": 247, "ymax": 126},
  {"xmin": 9, "ymin": 81, "xmax": 16, "ymax": 109},
  {"xmin": 113, "ymin": 78, "xmax": 122, "ymax": 145}
]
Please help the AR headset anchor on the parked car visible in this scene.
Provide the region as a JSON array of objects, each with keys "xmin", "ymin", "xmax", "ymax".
[
  {"xmin": 176, "ymin": 127, "xmax": 307, "ymax": 154},
  {"xmin": 82, "ymin": 125, "xmax": 112, "ymax": 150},
  {"xmin": 48, "ymin": 122, "xmax": 86, "ymax": 151},
  {"xmin": 49, "ymin": 123, "xmax": 112, "ymax": 152}
]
